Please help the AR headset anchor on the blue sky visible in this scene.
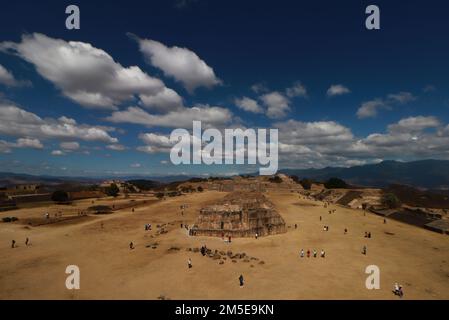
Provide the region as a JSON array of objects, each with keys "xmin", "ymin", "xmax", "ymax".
[{"xmin": 0, "ymin": 0, "xmax": 449, "ymax": 177}]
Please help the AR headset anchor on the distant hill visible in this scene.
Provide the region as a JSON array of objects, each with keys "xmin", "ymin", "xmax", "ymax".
[
  {"xmin": 0, "ymin": 171, "xmax": 196, "ymax": 188},
  {"xmin": 280, "ymin": 160, "xmax": 449, "ymax": 189},
  {"xmin": 2, "ymin": 159, "xmax": 449, "ymax": 190},
  {"xmin": 0, "ymin": 172, "xmax": 100, "ymax": 187}
]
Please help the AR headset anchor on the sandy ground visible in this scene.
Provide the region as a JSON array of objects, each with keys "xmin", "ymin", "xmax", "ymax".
[{"xmin": 0, "ymin": 190, "xmax": 448, "ymax": 300}]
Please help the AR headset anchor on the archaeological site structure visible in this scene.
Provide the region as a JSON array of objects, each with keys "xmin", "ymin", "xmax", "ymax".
[{"xmin": 189, "ymin": 191, "xmax": 286, "ymax": 238}]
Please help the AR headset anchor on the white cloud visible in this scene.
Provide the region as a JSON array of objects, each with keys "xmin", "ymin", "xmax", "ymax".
[
  {"xmin": 60, "ymin": 141, "xmax": 80, "ymax": 151},
  {"xmin": 130, "ymin": 163, "xmax": 141, "ymax": 168},
  {"xmin": 16, "ymin": 138, "xmax": 43, "ymax": 149},
  {"xmin": 133, "ymin": 35, "xmax": 222, "ymax": 93},
  {"xmin": 51, "ymin": 150, "xmax": 65, "ymax": 156},
  {"xmin": 357, "ymin": 91, "xmax": 417, "ymax": 119},
  {"xmin": 388, "ymin": 116, "xmax": 440, "ymax": 133},
  {"xmin": 139, "ymin": 87, "xmax": 184, "ymax": 112},
  {"xmin": 137, "ymin": 133, "xmax": 173, "ymax": 153},
  {"xmin": 250, "ymin": 83, "xmax": 268, "ymax": 94},
  {"xmin": 326, "ymin": 84, "xmax": 350, "ymax": 97},
  {"xmin": 0, "ymin": 140, "xmax": 13, "ymax": 153},
  {"xmin": 0, "ymin": 103, "xmax": 118, "ymax": 143},
  {"xmin": 275, "ymin": 119, "xmax": 354, "ymax": 146},
  {"xmin": 273, "ymin": 115, "xmax": 449, "ymax": 169},
  {"xmin": 261, "ymin": 92, "xmax": 290, "ymax": 119},
  {"xmin": 387, "ymin": 92, "xmax": 416, "ymax": 104},
  {"xmin": 0, "ymin": 33, "xmax": 170, "ymax": 110},
  {"xmin": 106, "ymin": 144, "xmax": 126, "ymax": 151},
  {"xmin": 107, "ymin": 104, "xmax": 232, "ymax": 128},
  {"xmin": 0, "ymin": 64, "xmax": 29, "ymax": 87},
  {"xmin": 286, "ymin": 83, "xmax": 307, "ymax": 98},
  {"xmin": 357, "ymin": 99, "xmax": 386, "ymax": 119},
  {"xmin": 0, "ymin": 137, "xmax": 43, "ymax": 153},
  {"xmin": 234, "ymin": 97, "xmax": 263, "ymax": 114}
]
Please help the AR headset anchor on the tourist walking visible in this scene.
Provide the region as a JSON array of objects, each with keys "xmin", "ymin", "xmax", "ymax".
[
  {"xmin": 188, "ymin": 258, "xmax": 192, "ymax": 269},
  {"xmin": 239, "ymin": 274, "xmax": 244, "ymax": 287},
  {"xmin": 362, "ymin": 245, "xmax": 367, "ymax": 255},
  {"xmin": 300, "ymin": 249, "xmax": 304, "ymax": 258},
  {"xmin": 129, "ymin": 242, "xmax": 134, "ymax": 250},
  {"xmin": 11, "ymin": 240, "xmax": 16, "ymax": 248},
  {"xmin": 25, "ymin": 237, "xmax": 29, "ymax": 246},
  {"xmin": 321, "ymin": 250, "xmax": 325, "ymax": 258}
]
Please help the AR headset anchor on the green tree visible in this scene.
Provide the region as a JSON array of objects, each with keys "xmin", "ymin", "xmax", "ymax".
[
  {"xmin": 51, "ymin": 190, "xmax": 69, "ymax": 203},
  {"xmin": 324, "ymin": 178, "xmax": 348, "ymax": 189},
  {"xmin": 155, "ymin": 192, "xmax": 165, "ymax": 199},
  {"xmin": 382, "ymin": 193, "xmax": 402, "ymax": 209},
  {"xmin": 299, "ymin": 179, "xmax": 313, "ymax": 190},
  {"xmin": 105, "ymin": 183, "xmax": 120, "ymax": 197}
]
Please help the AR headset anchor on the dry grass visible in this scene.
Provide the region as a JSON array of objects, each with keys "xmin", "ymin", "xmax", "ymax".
[{"xmin": 0, "ymin": 190, "xmax": 448, "ymax": 300}]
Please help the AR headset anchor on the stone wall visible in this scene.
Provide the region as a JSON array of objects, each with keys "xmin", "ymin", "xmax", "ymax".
[{"xmin": 190, "ymin": 191, "xmax": 286, "ymax": 238}]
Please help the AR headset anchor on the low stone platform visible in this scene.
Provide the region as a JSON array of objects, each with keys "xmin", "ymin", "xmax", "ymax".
[{"xmin": 190, "ymin": 191, "xmax": 286, "ymax": 238}]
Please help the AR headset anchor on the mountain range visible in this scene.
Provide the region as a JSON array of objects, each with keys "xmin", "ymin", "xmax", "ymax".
[
  {"xmin": 280, "ymin": 160, "xmax": 449, "ymax": 189},
  {"xmin": 1, "ymin": 160, "xmax": 448, "ymax": 190}
]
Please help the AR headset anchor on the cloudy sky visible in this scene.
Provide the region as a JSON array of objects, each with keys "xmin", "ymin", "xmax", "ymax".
[{"xmin": 0, "ymin": 0, "xmax": 449, "ymax": 177}]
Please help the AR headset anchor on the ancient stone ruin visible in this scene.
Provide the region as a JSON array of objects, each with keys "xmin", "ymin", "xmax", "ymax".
[{"xmin": 190, "ymin": 191, "xmax": 286, "ymax": 238}]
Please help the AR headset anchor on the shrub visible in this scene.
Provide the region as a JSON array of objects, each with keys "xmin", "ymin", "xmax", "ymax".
[
  {"xmin": 299, "ymin": 179, "xmax": 313, "ymax": 190},
  {"xmin": 382, "ymin": 193, "xmax": 402, "ymax": 209},
  {"xmin": 51, "ymin": 190, "xmax": 69, "ymax": 203},
  {"xmin": 324, "ymin": 178, "xmax": 348, "ymax": 189},
  {"xmin": 105, "ymin": 183, "xmax": 120, "ymax": 197}
]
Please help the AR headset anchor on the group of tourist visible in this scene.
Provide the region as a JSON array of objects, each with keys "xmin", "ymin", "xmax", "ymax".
[
  {"xmin": 11, "ymin": 237, "xmax": 31, "ymax": 248},
  {"xmin": 364, "ymin": 231, "xmax": 372, "ymax": 238},
  {"xmin": 393, "ymin": 283, "xmax": 404, "ymax": 297},
  {"xmin": 144, "ymin": 223, "xmax": 152, "ymax": 231},
  {"xmin": 221, "ymin": 233, "xmax": 232, "ymax": 243},
  {"xmin": 300, "ymin": 248, "xmax": 326, "ymax": 258}
]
